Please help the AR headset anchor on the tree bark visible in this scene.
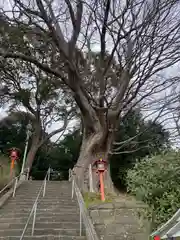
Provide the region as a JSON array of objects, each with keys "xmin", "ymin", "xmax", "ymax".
[
  {"xmin": 74, "ymin": 124, "xmax": 115, "ymax": 193},
  {"xmin": 25, "ymin": 137, "xmax": 40, "ymax": 170}
]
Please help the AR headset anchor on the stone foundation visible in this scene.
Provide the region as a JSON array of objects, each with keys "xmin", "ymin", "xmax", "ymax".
[{"xmin": 88, "ymin": 199, "xmax": 150, "ymax": 240}]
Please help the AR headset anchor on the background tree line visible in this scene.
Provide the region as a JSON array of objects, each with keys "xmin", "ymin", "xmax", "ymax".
[{"xmin": 0, "ymin": 108, "xmax": 169, "ymax": 190}]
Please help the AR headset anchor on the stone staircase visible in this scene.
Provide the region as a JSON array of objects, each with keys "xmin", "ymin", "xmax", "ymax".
[{"xmin": 0, "ymin": 180, "xmax": 86, "ymax": 240}]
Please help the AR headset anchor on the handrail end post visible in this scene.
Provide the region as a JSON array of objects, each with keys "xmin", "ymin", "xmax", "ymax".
[
  {"xmin": 43, "ymin": 178, "xmax": 46, "ymax": 197},
  {"xmin": 72, "ymin": 178, "xmax": 75, "ymax": 199},
  {"xmin": 69, "ymin": 169, "xmax": 72, "ymax": 182},
  {"xmin": 47, "ymin": 167, "xmax": 50, "ymax": 181},
  {"xmin": 13, "ymin": 177, "xmax": 18, "ymax": 198},
  {"xmin": 26, "ymin": 167, "xmax": 30, "ymax": 180}
]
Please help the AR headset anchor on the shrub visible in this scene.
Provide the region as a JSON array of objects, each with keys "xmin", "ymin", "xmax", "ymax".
[{"xmin": 126, "ymin": 151, "xmax": 180, "ymax": 230}]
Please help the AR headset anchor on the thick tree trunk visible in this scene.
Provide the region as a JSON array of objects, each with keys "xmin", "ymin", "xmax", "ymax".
[
  {"xmin": 25, "ymin": 136, "xmax": 40, "ymax": 171},
  {"xmin": 74, "ymin": 128, "xmax": 115, "ymax": 193},
  {"xmin": 25, "ymin": 145, "xmax": 39, "ymax": 170},
  {"xmin": 25, "ymin": 122, "xmax": 42, "ymax": 172},
  {"xmin": 72, "ymin": 86, "xmax": 117, "ymax": 193}
]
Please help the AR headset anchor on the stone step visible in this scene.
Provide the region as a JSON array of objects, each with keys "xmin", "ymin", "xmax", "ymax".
[
  {"xmin": 15, "ymin": 193, "xmax": 72, "ymax": 196},
  {"xmin": 2, "ymin": 202, "xmax": 77, "ymax": 207},
  {"xmin": 5, "ymin": 201, "xmax": 78, "ymax": 207},
  {"xmin": 0, "ymin": 206, "xmax": 79, "ymax": 216},
  {"xmin": 2, "ymin": 203, "xmax": 78, "ymax": 209},
  {"xmin": 16, "ymin": 184, "xmax": 43, "ymax": 188},
  {"xmin": 8, "ymin": 198, "xmax": 76, "ymax": 203},
  {"xmin": 15, "ymin": 191, "xmax": 72, "ymax": 194},
  {"xmin": 18, "ymin": 182, "xmax": 43, "ymax": 186},
  {"xmin": 1, "ymin": 203, "xmax": 78, "ymax": 209},
  {"xmin": 22, "ymin": 184, "xmax": 72, "ymax": 187},
  {"xmin": 0, "ymin": 228, "xmax": 84, "ymax": 236},
  {"xmin": 19, "ymin": 181, "xmax": 71, "ymax": 185},
  {"xmin": 14, "ymin": 190, "xmax": 40, "ymax": 194},
  {"xmin": 45, "ymin": 186, "xmax": 72, "ymax": 188},
  {"xmin": 19, "ymin": 183, "xmax": 71, "ymax": 186},
  {"xmin": 19, "ymin": 184, "xmax": 72, "ymax": 188},
  {"xmin": 17, "ymin": 188, "xmax": 41, "ymax": 190},
  {"xmin": 0, "ymin": 235, "xmax": 86, "ymax": 240},
  {"xmin": 13, "ymin": 192, "xmax": 42, "ymax": 197},
  {"xmin": 44, "ymin": 188, "xmax": 73, "ymax": 191},
  {"xmin": 6, "ymin": 200, "xmax": 75, "ymax": 205},
  {"xmin": 0, "ymin": 214, "xmax": 81, "ymax": 222},
  {"xmin": 15, "ymin": 186, "xmax": 43, "ymax": 190},
  {"xmin": 16, "ymin": 188, "xmax": 72, "ymax": 191},
  {"xmin": 7, "ymin": 198, "xmax": 74, "ymax": 205},
  {"xmin": 0, "ymin": 211, "xmax": 80, "ymax": 216},
  {"xmin": 11, "ymin": 198, "xmax": 73, "ymax": 202},
  {"xmin": 12, "ymin": 196, "xmax": 72, "ymax": 200},
  {"xmin": 3, "ymin": 203, "xmax": 78, "ymax": 209},
  {"xmin": 19, "ymin": 187, "xmax": 72, "ymax": 191},
  {"xmin": 15, "ymin": 187, "xmax": 72, "ymax": 192},
  {"xmin": 0, "ymin": 221, "xmax": 83, "ymax": 230},
  {"xmin": 43, "ymin": 193, "xmax": 72, "ymax": 196},
  {"xmin": 0, "ymin": 216, "xmax": 79, "ymax": 225}
]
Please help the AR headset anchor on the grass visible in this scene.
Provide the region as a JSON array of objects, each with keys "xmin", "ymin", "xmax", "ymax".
[{"xmin": 83, "ymin": 192, "xmax": 114, "ymax": 208}]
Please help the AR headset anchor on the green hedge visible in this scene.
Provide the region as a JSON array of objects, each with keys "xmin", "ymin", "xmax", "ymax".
[{"xmin": 127, "ymin": 151, "xmax": 180, "ymax": 230}]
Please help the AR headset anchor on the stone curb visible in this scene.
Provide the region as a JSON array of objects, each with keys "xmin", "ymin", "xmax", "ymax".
[
  {"xmin": 0, "ymin": 180, "xmax": 24, "ymax": 208},
  {"xmin": 89, "ymin": 201, "xmax": 148, "ymax": 210}
]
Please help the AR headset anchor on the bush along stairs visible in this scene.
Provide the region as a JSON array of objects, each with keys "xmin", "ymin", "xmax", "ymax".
[{"xmin": 0, "ymin": 180, "xmax": 87, "ymax": 240}]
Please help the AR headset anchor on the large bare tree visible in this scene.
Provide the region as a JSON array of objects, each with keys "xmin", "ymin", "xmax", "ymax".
[{"xmin": 0, "ymin": 0, "xmax": 180, "ymax": 188}]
